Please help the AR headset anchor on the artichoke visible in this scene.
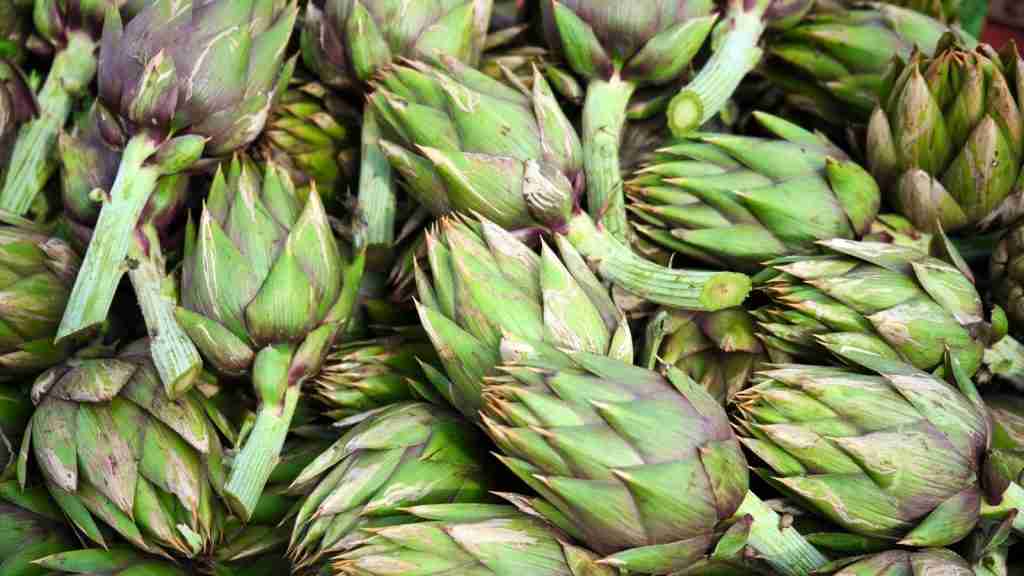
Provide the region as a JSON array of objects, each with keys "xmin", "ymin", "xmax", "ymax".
[
  {"xmin": 867, "ymin": 41, "xmax": 1024, "ymax": 234},
  {"xmin": 373, "ymin": 58, "xmax": 751, "ymax": 313},
  {"xmin": 415, "ymin": 215, "xmax": 633, "ymax": 421},
  {"xmin": 17, "ymin": 340, "xmax": 230, "ymax": 557},
  {"xmin": 814, "ymin": 548, "xmax": 973, "ymax": 575},
  {"xmin": 642, "ymin": 307, "xmax": 766, "ymax": 405},
  {"xmin": 175, "ymin": 157, "xmax": 365, "ymax": 521},
  {"xmin": 301, "ymin": 0, "xmax": 493, "ymax": 262},
  {"xmin": 0, "ymin": 57, "xmax": 32, "ymax": 173},
  {"xmin": 991, "ymin": 223, "xmax": 1024, "ymax": 338},
  {"xmin": 57, "ymin": 0, "xmax": 298, "ymax": 358},
  {"xmin": 0, "ymin": 480, "xmax": 78, "ymax": 575},
  {"xmin": 288, "ymin": 402, "xmax": 492, "ymax": 568},
  {"xmin": 628, "ymin": 111, "xmax": 881, "ymax": 272},
  {"xmin": 765, "ymin": 4, "xmax": 973, "ymax": 123},
  {"xmin": 482, "ymin": 352, "xmax": 749, "ymax": 573},
  {"xmin": 736, "ymin": 347, "xmax": 991, "ymax": 547},
  {"xmin": 0, "ymin": 226, "xmax": 79, "ymax": 382},
  {"xmin": 755, "ymin": 239, "xmax": 998, "ymax": 377},
  {"xmin": 331, "ymin": 504, "xmax": 615, "ymax": 576},
  {"xmin": 985, "ymin": 394, "xmax": 1024, "ymax": 491}
]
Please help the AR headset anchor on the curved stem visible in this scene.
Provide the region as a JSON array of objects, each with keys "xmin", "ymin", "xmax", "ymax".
[
  {"xmin": 355, "ymin": 106, "xmax": 397, "ymax": 271},
  {"xmin": 667, "ymin": 1, "xmax": 767, "ymax": 137},
  {"xmin": 582, "ymin": 77, "xmax": 635, "ymax": 243},
  {"xmin": 57, "ymin": 133, "xmax": 160, "ymax": 343},
  {"xmin": 0, "ymin": 32, "xmax": 98, "ymax": 216}
]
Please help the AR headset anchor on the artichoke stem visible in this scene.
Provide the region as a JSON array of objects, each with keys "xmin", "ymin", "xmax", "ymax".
[
  {"xmin": 667, "ymin": 0, "xmax": 767, "ymax": 137},
  {"xmin": 57, "ymin": 133, "xmax": 161, "ymax": 343},
  {"xmin": 564, "ymin": 212, "xmax": 751, "ymax": 311},
  {"xmin": 0, "ymin": 32, "xmax": 98, "ymax": 216},
  {"xmin": 736, "ymin": 492, "xmax": 828, "ymax": 575},
  {"xmin": 127, "ymin": 226, "xmax": 202, "ymax": 399},
  {"xmin": 224, "ymin": 344, "xmax": 300, "ymax": 522},
  {"xmin": 355, "ymin": 106, "xmax": 397, "ymax": 271},
  {"xmin": 582, "ymin": 76, "xmax": 635, "ymax": 243}
]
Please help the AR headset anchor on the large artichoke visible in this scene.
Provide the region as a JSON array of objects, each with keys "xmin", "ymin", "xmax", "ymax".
[
  {"xmin": 736, "ymin": 347, "xmax": 991, "ymax": 547},
  {"xmin": 765, "ymin": 4, "xmax": 973, "ymax": 123},
  {"xmin": 755, "ymin": 239, "xmax": 998, "ymax": 377},
  {"xmin": 628, "ymin": 111, "xmax": 881, "ymax": 272},
  {"xmin": 373, "ymin": 58, "xmax": 751, "ymax": 313},
  {"xmin": 175, "ymin": 157, "xmax": 364, "ymax": 520},
  {"xmin": 867, "ymin": 41, "xmax": 1024, "ymax": 234},
  {"xmin": 483, "ymin": 351, "xmax": 749, "ymax": 573},
  {"xmin": 17, "ymin": 340, "xmax": 229, "ymax": 557},
  {"xmin": 814, "ymin": 548, "xmax": 973, "ymax": 575},
  {"xmin": 332, "ymin": 504, "xmax": 615, "ymax": 576},
  {"xmin": 57, "ymin": 0, "xmax": 298, "ymax": 359},
  {"xmin": 0, "ymin": 226, "xmax": 79, "ymax": 381},
  {"xmin": 288, "ymin": 402, "xmax": 492, "ymax": 568}
]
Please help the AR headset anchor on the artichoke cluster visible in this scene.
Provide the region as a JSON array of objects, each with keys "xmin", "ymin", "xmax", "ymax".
[{"xmin": 4, "ymin": 0, "xmax": 1024, "ymax": 575}]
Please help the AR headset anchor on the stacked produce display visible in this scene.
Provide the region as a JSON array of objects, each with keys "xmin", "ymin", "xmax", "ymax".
[{"xmin": 6, "ymin": 0, "xmax": 1024, "ymax": 574}]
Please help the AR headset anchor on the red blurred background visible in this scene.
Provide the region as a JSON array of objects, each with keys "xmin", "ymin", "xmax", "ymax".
[{"xmin": 984, "ymin": 21, "xmax": 1024, "ymax": 48}]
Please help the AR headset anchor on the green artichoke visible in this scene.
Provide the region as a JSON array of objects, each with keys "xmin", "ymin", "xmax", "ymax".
[
  {"xmin": 331, "ymin": 504, "xmax": 615, "ymax": 576},
  {"xmin": 415, "ymin": 215, "xmax": 633, "ymax": 421},
  {"xmin": 373, "ymin": 58, "xmax": 751, "ymax": 313},
  {"xmin": 483, "ymin": 352, "xmax": 749, "ymax": 573},
  {"xmin": 736, "ymin": 347, "xmax": 991, "ymax": 547},
  {"xmin": 288, "ymin": 402, "xmax": 492, "ymax": 568},
  {"xmin": 0, "ymin": 480, "xmax": 77, "ymax": 576},
  {"xmin": 57, "ymin": 0, "xmax": 298, "ymax": 357},
  {"xmin": 766, "ymin": 4, "xmax": 973, "ymax": 123},
  {"xmin": 755, "ymin": 239, "xmax": 998, "ymax": 377},
  {"xmin": 814, "ymin": 548, "xmax": 973, "ymax": 575},
  {"xmin": 175, "ymin": 157, "xmax": 365, "ymax": 521},
  {"xmin": 0, "ymin": 226, "xmax": 79, "ymax": 382},
  {"xmin": 0, "ymin": 385, "xmax": 31, "ymax": 468},
  {"xmin": 642, "ymin": 307, "xmax": 766, "ymax": 405},
  {"xmin": 256, "ymin": 73, "xmax": 360, "ymax": 210},
  {"xmin": 867, "ymin": 41, "xmax": 1024, "ymax": 234},
  {"xmin": 991, "ymin": 223, "xmax": 1024, "ymax": 337},
  {"xmin": 629, "ymin": 111, "xmax": 881, "ymax": 272},
  {"xmin": 313, "ymin": 333, "xmax": 436, "ymax": 419},
  {"xmin": 17, "ymin": 340, "xmax": 229, "ymax": 557}
]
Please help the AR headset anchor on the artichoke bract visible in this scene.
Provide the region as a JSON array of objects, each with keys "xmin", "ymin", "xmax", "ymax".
[
  {"xmin": 814, "ymin": 548, "xmax": 973, "ymax": 576},
  {"xmin": 883, "ymin": 0, "xmax": 962, "ymax": 25},
  {"xmin": 0, "ymin": 226, "xmax": 79, "ymax": 381},
  {"xmin": 736, "ymin": 348, "xmax": 991, "ymax": 547},
  {"xmin": 57, "ymin": 0, "xmax": 298, "ymax": 357},
  {"xmin": 629, "ymin": 111, "xmax": 881, "ymax": 272},
  {"xmin": 483, "ymin": 352, "xmax": 749, "ymax": 573},
  {"xmin": 766, "ymin": 4, "xmax": 973, "ymax": 123},
  {"xmin": 416, "ymin": 215, "xmax": 634, "ymax": 421},
  {"xmin": 302, "ymin": 0, "xmax": 493, "ymax": 262},
  {"xmin": 985, "ymin": 394, "xmax": 1024, "ymax": 492},
  {"xmin": 642, "ymin": 307, "xmax": 766, "ymax": 405},
  {"xmin": 33, "ymin": 548, "xmax": 191, "ymax": 575},
  {"xmin": 17, "ymin": 340, "xmax": 230, "ymax": 558},
  {"xmin": 0, "ymin": 0, "xmax": 127, "ymax": 218},
  {"xmin": 175, "ymin": 157, "xmax": 365, "ymax": 521},
  {"xmin": 0, "ymin": 481, "xmax": 78, "ymax": 574},
  {"xmin": 332, "ymin": 504, "xmax": 615, "ymax": 576},
  {"xmin": 755, "ymin": 239, "xmax": 997, "ymax": 377},
  {"xmin": 867, "ymin": 41, "xmax": 1024, "ymax": 234},
  {"xmin": 991, "ymin": 223, "xmax": 1024, "ymax": 337},
  {"xmin": 374, "ymin": 58, "xmax": 751, "ymax": 314},
  {"xmin": 288, "ymin": 402, "xmax": 492, "ymax": 568}
]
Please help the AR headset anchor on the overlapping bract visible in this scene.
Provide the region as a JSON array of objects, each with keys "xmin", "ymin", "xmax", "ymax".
[
  {"xmin": 883, "ymin": 0, "xmax": 961, "ymax": 24},
  {"xmin": 0, "ymin": 226, "xmax": 79, "ymax": 380},
  {"xmin": 629, "ymin": 112, "xmax": 880, "ymax": 272},
  {"xmin": 288, "ymin": 402, "xmax": 492, "ymax": 568},
  {"xmin": 415, "ymin": 216, "xmax": 632, "ymax": 421},
  {"xmin": 815, "ymin": 548, "xmax": 973, "ymax": 576},
  {"xmin": 736, "ymin": 349, "xmax": 991, "ymax": 547},
  {"xmin": 867, "ymin": 41, "xmax": 1024, "ymax": 234},
  {"xmin": 755, "ymin": 239, "xmax": 993, "ymax": 376},
  {"xmin": 331, "ymin": 504, "xmax": 615, "ymax": 576},
  {"xmin": 483, "ymin": 352, "xmax": 749, "ymax": 573},
  {"xmin": 18, "ymin": 340, "xmax": 228, "ymax": 557},
  {"xmin": 0, "ymin": 481, "xmax": 77, "ymax": 575}
]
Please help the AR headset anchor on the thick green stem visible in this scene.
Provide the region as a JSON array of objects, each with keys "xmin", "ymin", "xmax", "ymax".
[
  {"xmin": 736, "ymin": 493, "xmax": 828, "ymax": 575},
  {"xmin": 224, "ymin": 344, "xmax": 300, "ymax": 521},
  {"xmin": 355, "ymin": 106, "xmax": 397, "ymax": 271},
  {"xmin": 667, "ymin": 1, "xmax": 767, "ymax": 137},
  {"xmin": 582, "ymin": 77, "xmax": 634, "ymax": 243},
  {"xmin": 0, "ymin": 32, "xmax": 98, "ymax": 215},
  {"xmin": 57, "ymin": 134, "xmax": 160, "ymax": 343},
  {"xmin": 564, "ymin": 212, "xmax": 751, "ymax": 311},
  {"xmin": 127, "ymin": 227, "xmax": 202, "ymax": 399}
]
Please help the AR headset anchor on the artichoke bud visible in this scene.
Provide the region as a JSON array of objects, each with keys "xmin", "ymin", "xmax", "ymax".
[{"xmin": 524, "ymin": 160, "xmax": 573, "ymax": 231}]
